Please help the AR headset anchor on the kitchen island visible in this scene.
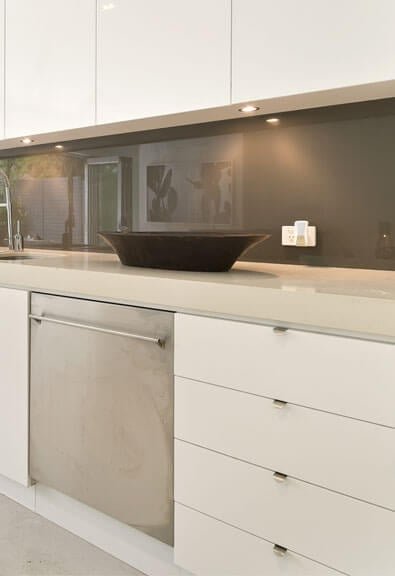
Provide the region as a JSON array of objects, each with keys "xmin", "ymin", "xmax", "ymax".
[{"xmin": 0, "ymin": 250, "xmax": 393, "ymax": 576}]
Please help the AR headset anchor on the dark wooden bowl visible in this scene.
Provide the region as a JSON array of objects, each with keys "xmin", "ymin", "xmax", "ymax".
[{"xmin": 98, "ymin": 231, "xmax": 271, "ymax": 272}]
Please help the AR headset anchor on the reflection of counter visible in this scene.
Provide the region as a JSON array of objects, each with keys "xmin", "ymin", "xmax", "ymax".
[{"xmin": 0, "ymin": 250, "xmax": 395, "ymax": 341}]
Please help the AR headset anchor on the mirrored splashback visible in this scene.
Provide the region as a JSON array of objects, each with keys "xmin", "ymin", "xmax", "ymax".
[{"xmin": 1, "ymin": 97, "xmax": 395, "ymax": 270}]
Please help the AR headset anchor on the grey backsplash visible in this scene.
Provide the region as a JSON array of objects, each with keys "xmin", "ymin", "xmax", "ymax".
[{"xmin": 1, "ymin": 98, "xmax": 395, "ymax": 270}]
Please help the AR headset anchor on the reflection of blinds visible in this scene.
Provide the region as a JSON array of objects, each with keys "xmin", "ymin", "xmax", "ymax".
[
  {"xmin": 13, "ymin": 177, "xmax": 76, "ymax": 243},
  {"xmin": 88, "ymin": 165, "xmax": 100, "ymax": 244},
  {"xmin": 120, "ymin": 157, "xmax": 133, "ymax": 229},
  {"xmin": 87, "ymin": 158, "xmax": 133, "ymax": 245}
]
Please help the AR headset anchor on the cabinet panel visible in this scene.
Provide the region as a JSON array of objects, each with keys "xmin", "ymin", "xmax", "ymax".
[
  {"xmin": 175, "ymin": 441, "xmax": 395, "ymax": 576},
  {"xmin": 175, "ymin": 377, "xmax": 394, "ymax": 510},
  {"xmin": 0, "ymin": 288, "xmax": 29, "ymax": 485},
  {"xmin": 175, "ymin": 504, "xmax": 342, "ymax": 576},
  {"xmin": 5, "ymin": 0, "xmax": 95, "ymax": 137},
  {"xmin": 232, "ymin": 0, "xmax": 395, "ymax": 103},
  {"xmin": 175, "ymin": 314, "xmax": 395, "ymax": 427},
  {"xmin": 97, "ymin": 0, "xmax": 231, "ymax": 124}
]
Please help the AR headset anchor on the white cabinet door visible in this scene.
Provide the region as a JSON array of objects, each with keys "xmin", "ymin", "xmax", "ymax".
[
  {"xmin": 175, "ymin": 441, "xmax": 395, "ymax": 576},
  {"xmin": 0, "ymin": 288, "xmax": 29, "ymax": 486},
  {"xmin": 5, "ymin": 0, "xmax": 95, "ymax": 138},
  {"xmin": 175, "ymin": 504, "xmax": 342, "ymax": 576},
  {"xmin": 232, "ymin": 0, "xmax": 395, "ymax": 103},
  {"xmin": 175, "ymin": 314, "xmax": 395, "ymax": 427},
  {"xmin": 97, "ymin": 0, "xmax": 231, "ymax": 124},
  {"xmin": 175, "ymin": 377, "xmax": 394, "ymax": 510}
]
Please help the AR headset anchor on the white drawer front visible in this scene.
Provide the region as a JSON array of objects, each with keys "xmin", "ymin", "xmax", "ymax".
[
  {"xmin": 175, "ymin": 377, "xmax": 395, "ymax": 510},
  {"xmin": 175, "ymin": 504, "xmax": 342, "ymax": 576},
  {"xmin": 175, "ymin": 314, "xmax": 395, "ymax": 427},
  {"xmin": 175, "ymin": 441, "xmax": 395, "ymax": 576}
]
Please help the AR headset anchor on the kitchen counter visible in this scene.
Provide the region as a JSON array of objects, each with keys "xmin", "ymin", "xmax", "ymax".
[{"xmin": 0, "ymin": 250, "xmax": 395, "ymax": 342}]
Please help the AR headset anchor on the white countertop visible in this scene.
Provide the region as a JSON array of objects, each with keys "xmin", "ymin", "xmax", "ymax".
[{"xmin": 1, "ymin": 250, "xmax": 395, "ymax": 342}]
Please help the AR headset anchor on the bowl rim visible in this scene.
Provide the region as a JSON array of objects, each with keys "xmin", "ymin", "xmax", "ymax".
[{"xmin": 98, "ymin": 230, "xmax": 271, "ymax": 239}]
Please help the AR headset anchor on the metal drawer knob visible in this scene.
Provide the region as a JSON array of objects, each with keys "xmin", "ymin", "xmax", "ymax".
[
  {"xmin": 273, "ymin": 399, "xmax": 288, "ymax": 408},
  {"xmin": 273, "ymin": 471, "xmax": 288, "ymax": 483},
  {"xmin": 273, "ymin": 326, "xmax": 288, "ymax": 334},
  {"xmin": 273, "ymin": 544, "xmax": 287, "ymax": 557}
]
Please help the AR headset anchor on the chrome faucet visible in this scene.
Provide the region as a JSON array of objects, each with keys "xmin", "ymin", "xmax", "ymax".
[{"xmin": 0, "ymin": 169, "xmax": 14, "ymax": 250}]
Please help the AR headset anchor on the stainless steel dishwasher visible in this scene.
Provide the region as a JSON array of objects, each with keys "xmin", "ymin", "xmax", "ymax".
[{"xmin": 30, "ymin": 293, "xmax": 174, "ymax": 545}]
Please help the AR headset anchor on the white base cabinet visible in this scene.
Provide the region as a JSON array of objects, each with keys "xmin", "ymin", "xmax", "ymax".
[
  {"xmin": 0, "ymin": 288, "xmax": 29, "ymax": 486},
  {"xmin": 174, "ymin": 313, "xmax": 395, "ymax": 576}
]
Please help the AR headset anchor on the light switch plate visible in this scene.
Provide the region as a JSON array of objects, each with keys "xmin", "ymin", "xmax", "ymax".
[{"xmin": 282, "ymin": 225, "xmax": 317, "ymax": 247}]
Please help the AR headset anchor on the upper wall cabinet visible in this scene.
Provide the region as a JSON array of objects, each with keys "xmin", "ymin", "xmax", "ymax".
[
  {"xmin": 5, "ymin": 0, "xmax": 96, "ymax": 138},
  {"xmin": 232, "ymin": 0, "xmax": 395, "ymax": 103},
  {"xmin": 97, "ymin": 0, "xmax": 231, "ymax": 124}
]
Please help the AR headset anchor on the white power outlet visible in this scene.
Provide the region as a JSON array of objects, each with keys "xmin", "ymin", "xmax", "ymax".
[
  {"xmin": 282, "ymin": 224, "xmax": 317, "ymax": 247},
  {"xmin": 282, "ymin": 226, "xmax": 296, "ymax": 246}
]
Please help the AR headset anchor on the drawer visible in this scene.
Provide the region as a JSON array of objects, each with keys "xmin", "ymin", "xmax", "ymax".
[
  {"xmin": 175, "ymin": 377, "xmax": 395, "ymax": 510},
  {"xmin": 175, "ymin": 504, "xmax": 342, "ymax": 576},
  {"xmin": 175, "ymin": 441, "xmax": 395, "ymax": 576},
  {"xmin": 175, "ymin": 314, "xmax": 395, "ymax": 427}
]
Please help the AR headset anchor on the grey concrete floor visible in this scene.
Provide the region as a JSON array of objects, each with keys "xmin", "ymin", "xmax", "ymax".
[{"xmin": 0, "ymin": 495, "xmax": 145, "ymax": 576}]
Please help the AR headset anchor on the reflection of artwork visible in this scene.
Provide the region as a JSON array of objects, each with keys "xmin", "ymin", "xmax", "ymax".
[
  {"xmin": 146, "ymin": 161, "xmax": 233, "ymax": 225},
  {"xmin": 187, "ymin": 162, "xmax": 232, "ymax": 225},
  {"xmin": 147, "ymin": 165, "xmax": 178, "ymax": 222}
]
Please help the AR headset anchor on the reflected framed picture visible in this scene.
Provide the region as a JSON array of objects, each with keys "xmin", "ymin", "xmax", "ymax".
[{"xmin": 144, "ymin": 160, "xmax": 234, "ymax": 228}]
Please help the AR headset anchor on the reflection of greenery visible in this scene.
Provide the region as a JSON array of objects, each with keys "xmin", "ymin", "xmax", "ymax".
[
  {"xmin": 94, "ymin": 163, "xmax": 119, "ymax": 231},
  {"xmin": 0, "ymin": 153, "xmax": 85, "ymax": 246},
  {"xmin": 0, "ymin": 158, "xmax": 30, "ymax": 227},
  {"xmin": 0, "ymin": 154, "xmax": 84, "ymax": 182}
]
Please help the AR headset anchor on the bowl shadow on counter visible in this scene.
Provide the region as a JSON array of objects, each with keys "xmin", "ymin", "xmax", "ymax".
[{"xmin": 229, "ymin": 265, "xmax": 278, "ymax": 280}]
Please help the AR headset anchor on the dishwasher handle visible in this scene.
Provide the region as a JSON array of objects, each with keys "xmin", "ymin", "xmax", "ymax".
[{"xmin": 29, "ymin": 314, "xmax": 165, "ymax": 348}]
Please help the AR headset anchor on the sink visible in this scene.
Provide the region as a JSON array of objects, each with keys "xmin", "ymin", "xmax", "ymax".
[{"xmin": 98, "ymin": 231, "xmax": 271, "ymax": 272}]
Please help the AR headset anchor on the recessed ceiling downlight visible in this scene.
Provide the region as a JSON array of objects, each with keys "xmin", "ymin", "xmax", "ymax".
[
  {"xmin": 21, "ymin": 137, "xmax": 33, "ymax": 144},
  {"xmin": 266, "ymin": 117, "xmax": 280, "ymax": 124}
]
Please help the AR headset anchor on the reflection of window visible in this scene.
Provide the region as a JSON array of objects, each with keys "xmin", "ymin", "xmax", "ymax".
[{"xmin": 85, "ymin": 157, "xmax": 133, "ymax": 245}]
